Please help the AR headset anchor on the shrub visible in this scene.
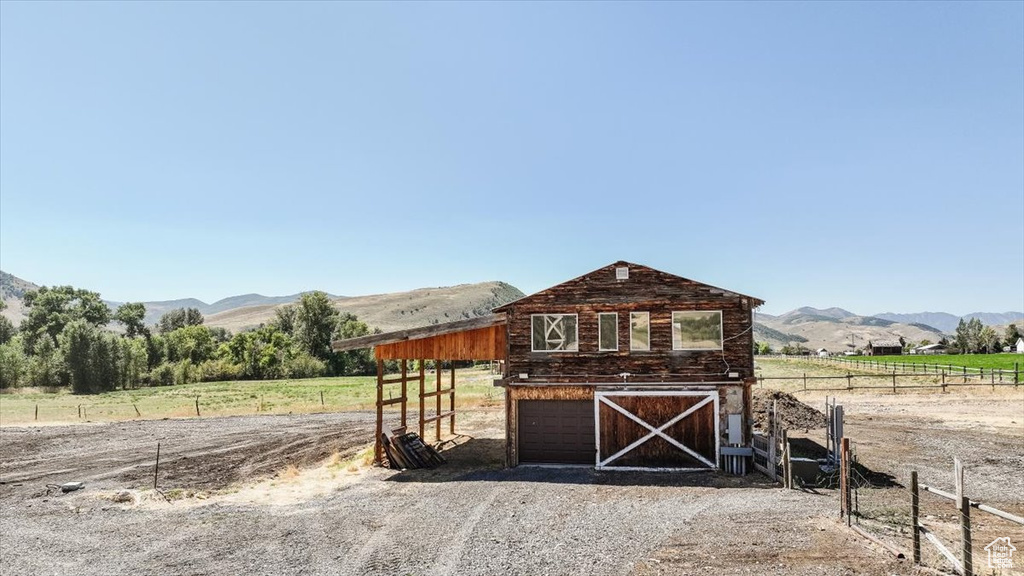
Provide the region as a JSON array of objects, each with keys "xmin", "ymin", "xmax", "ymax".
[
  {"xmin": 148, "ymin": 363, "xmax": 175, "ymax": 387},
  {"xmin": 284, "ymin": 352, "xmax": 327, "ymax": 379},
  {"xmin": 198, "ymin": 358, "xmax": 243, "ymax": 382},
  {"xmin": 173, "ymin": 360, "xmax": 200, "ymax": 386}
]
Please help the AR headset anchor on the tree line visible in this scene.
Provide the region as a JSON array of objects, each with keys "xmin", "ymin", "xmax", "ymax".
[{"xmin": 0, "ymin": 286, "xmax": 379, "ymax": 393}]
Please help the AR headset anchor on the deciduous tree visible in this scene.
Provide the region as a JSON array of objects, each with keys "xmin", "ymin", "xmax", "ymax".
[
  {"xmin": 20, "ymin": 286, "xmax": 111, "ymax": 352},
  {"xmin": 115, "ymin": 302, "xmax": 147, "ymax": 338}
]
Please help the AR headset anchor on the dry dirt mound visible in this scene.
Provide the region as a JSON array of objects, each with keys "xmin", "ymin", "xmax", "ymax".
[{"xmin": 752, "ymin": 389, "xmax": 824, "ymax": 431}]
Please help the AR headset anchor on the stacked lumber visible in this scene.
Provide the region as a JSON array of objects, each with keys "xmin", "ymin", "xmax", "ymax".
[{"xmin": 381, "ymin": 430, "xmax": 447, "ymax": 470}]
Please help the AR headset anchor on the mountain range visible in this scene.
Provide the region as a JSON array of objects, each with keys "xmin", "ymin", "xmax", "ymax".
[{"xmin": 1, "ymin": 270, "xmax": 1020, "ymax": 352}]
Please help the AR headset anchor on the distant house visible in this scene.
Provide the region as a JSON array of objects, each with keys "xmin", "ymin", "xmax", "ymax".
[
  {"xmin": 912, "ymin": 343, "xmax": 946, "ymax": 355},
  {"xmin": 1017, "ymin": 337, "xmax": 1024, "ymax": 354},
  {"xmin": 817, "ymin": 348, "xmax": 828, "ymax": 357},
  {"xmin": 865, "ymin": 339, "xmax": 903, "ymax": 356}
]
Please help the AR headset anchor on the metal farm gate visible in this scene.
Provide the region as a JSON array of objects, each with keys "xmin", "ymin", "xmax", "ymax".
[{"xmin": 594, "ymin": 390, "xmax": 719, "ymax": 471}]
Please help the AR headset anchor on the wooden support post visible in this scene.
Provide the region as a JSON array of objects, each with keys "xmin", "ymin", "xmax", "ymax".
[
  {"xmin": 154, "ymin": 442, "xmax": 161, "ymax": 489},
  {"xmin": 892, "ymin": 370, "xmax": 897, "ymax": 393},
  {"xmin": 961, "ymin": 495, "xmax": 972, "ymax": 576},
  {"xmin": 911, "ymin": 470, "xmax": 921, "ymax": 564},
  {"xmin": 449, "ymin": 364, "xmax": 456, "ymax": 436},
  {"xmin": 782, "ymin": 429, "xmax": 792, "ymax": 489},
  {"xmin": 942, "ymin": 370, "xmax": 946, "ymax": 392},
  {"xmin": 375, "ymin": 358, "xmax": 383, "ymax": 465},
  {"xmin": 841, "ymin": 437, "xmax": 851, "ymax": 525},
  {"xmin": 846, "ymin": 372, "xmax": 852, "ymax": 390},
  {"xmin": 418, "ymin": 360, "xmax": 425, "ymax": 439},
  {"xmin": 320, "ymin": 390, "xmax": 324, "ymax": 407},
  {"xmin": 34, "ymin": 404, "xmax": 38, "ymax": 421},
  {"xmin": 400, "ymin": 359, "xmax": 408, "ymax": 428},
  {"xmin": 1015, "ymin": 362, "xmax": 1019, "ymax": 385},
  {"xmin": 78, "ymin": 404, "xmax": 81, "ymax": 419},
  {"xmin": 435, "ymin": 359, "xmax": 442, "ymax": 441},
  {"xmin": 195, "ymin": 396, "xmax": 200, "ymax": 417},
  {"xmin": 133, "ymin": 404, "xmax": 141, "ymax": 417},
  {"xmin": 954, "ymin": 457, "xmax": 972, "ymax": 576},
  {"xmin": 803, "ymin": 372, "xmax": 807, "ymax": 391}
]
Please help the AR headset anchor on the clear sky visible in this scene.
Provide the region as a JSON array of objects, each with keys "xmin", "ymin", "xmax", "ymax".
[{"xmin": 1, "ymin": 2, "xmax": 1022, "ymax": 316}]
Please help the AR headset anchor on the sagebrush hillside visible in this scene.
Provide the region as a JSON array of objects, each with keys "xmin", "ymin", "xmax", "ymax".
[
  {"xmin": 754, "ymin": 307, "xmax": 946, "ymax": 352},
  {"xmin": 204, "ymin": 282, "xmax": 524, "ymax": 333}
]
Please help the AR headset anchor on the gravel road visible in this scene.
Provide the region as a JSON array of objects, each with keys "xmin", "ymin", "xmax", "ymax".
[{"xmin": 0, "ymin": 410, "xmax": 914, "ymax": 576}]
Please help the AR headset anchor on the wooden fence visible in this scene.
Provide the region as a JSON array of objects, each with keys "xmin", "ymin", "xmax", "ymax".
[
  {"xmin": 757, "ymin": 370, "xmax": 1021, "ymax": 393},
  {"xmin": 910, "ymin": 459, "xmax": 1024, "ymax": 576},
  {"xmin": 801, "ymin": 355, "xmax": 1021, "ymax": 383}
]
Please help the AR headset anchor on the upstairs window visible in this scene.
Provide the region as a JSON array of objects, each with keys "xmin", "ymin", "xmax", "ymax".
[
  {"xmin": 598, "ymin": 313, "xmax": 618, "ymax": 351},
  {"xmin": 531, "ymin": 314, "xmax": 578, "ymax": 352},
  {"xmin": 630, "ymin": 312, "xmax": 650, "ymax": 351},
  {"xmin": 672, "ymin": 311, "xmax": 723, "ymax": 350}
]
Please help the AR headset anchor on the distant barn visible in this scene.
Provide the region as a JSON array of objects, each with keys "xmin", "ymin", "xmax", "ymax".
[{"xmin": 865, "ymin": 339, "xmax": 903, "ymax": 356}]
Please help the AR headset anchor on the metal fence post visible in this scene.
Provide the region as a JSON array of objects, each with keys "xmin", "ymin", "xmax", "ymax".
[{"xmin": 911, "ymin": 470, "xmax": 921, "ymax": 564}]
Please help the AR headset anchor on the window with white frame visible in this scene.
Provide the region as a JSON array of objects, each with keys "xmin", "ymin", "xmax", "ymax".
[
  {"xmin": 672, "ymin": 311, "xmax": 723, "ymax": 350},
  {"xmin": 630, "ymin": 312, "xmax": 650, "ymax": 351},
  {"xmin": 531, "ymin": 314, "xmax": 579, "ymax": 352},
  {"xmin": 598, "ymin": 313, "xmax": 618, "ymax": 351}
]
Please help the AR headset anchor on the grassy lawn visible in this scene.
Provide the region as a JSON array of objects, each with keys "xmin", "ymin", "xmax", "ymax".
[
  {"xmin": 842, "ymin": 353, "xmax": 1022, "ymax": 371},
  {"xmin": 0, "ymin": 367, "xmax": 504, "ymax": 425}
]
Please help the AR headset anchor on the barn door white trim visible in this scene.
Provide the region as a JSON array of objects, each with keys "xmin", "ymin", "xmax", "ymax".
[{"xmin": 594, "ymin": 390, "xmax": 719, "ymax": 471}]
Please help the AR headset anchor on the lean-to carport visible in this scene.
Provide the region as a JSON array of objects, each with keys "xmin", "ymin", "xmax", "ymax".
[{"xmin": 331, "ymin": 314, "xmax": 507, "ymax": 464}]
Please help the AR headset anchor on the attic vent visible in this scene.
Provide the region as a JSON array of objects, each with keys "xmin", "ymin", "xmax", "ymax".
[{"xmin": 615, "ymin": 266, "xmax": 629, "ymax": 280}]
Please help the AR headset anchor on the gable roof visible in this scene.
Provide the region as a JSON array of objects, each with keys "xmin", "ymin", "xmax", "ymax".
[
  {"xmin": 493, "ymin": 261, "xmax": 765, "ymax": 312},
  {"xmin": 869, "ymin": 340, "xmax": 902, "ymax": 348}
]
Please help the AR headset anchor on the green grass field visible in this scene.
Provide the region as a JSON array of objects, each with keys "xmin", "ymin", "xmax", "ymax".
[
  {"xmin": 0, "ymin": 367, "xmax": 504, "ymax": 425},
  {"xmin": 842, "ymin": 353, "xmax": 1022, "ymax": 371}
]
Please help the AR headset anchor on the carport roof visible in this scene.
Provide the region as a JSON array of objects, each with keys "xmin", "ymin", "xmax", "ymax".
[{"xmin": 330, "ymin": 313, "xmax": 506, "ymax": 352}]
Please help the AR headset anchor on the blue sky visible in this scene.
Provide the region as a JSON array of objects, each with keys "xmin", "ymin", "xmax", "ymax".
[{"xmin": 1, "ymin": 2, "xmax": 1021, "ymax": 316}]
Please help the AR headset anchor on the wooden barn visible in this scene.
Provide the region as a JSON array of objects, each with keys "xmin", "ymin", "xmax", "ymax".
[
  {"xmin": 865, "ymin": 339, "xmax": 903, "ymax": 356},
  {"xmin": 332, "ymin": 261, "xmax": 764, "ymax": 472}
]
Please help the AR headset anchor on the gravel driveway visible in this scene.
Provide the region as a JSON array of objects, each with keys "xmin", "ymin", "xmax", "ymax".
[{"xmin": 0, "ymin": 410, "xmax": 913, "ymax": 576}]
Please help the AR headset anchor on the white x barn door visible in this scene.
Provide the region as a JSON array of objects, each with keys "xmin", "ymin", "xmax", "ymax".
[{"xmin": 594, "ymin": 390, "xmax": 719, "ymax": 471}]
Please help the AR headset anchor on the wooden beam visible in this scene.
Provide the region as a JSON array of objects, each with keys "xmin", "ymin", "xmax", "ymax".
[
  {"xmin": 400, "ymin": 359, "xmax": 408, "ymax": 428},
  {"xmin": 331, "ymin": 314, "xmax": 506, "ymax": 351},
  {"xmin": 919, "ymin": 524, "xmax": 963, "ymax": 575},
  {"xmin": 423, "ymin": 410, "xmax": 456, "ymax": 424},
  {"xmin": 418, "ymin": 360, "xmax": 425, "ymax": 439},
  {"xmin": 375, "ymin": 358, "xmax": 384, "ymax": 465},
  {"xmin": 420, "ymin": 388, "xmax": 455, "ymax": 399},
  {"xmin": 435, "ymin": 359, "xmax": 442, "ymax": 442},
  {"xmin": 450, "ymin": 364, "xmax": 456, "ymax": 436},
  {"xmin": 380, "ymin": 396, "xmax": 407, "ymax": 406}
]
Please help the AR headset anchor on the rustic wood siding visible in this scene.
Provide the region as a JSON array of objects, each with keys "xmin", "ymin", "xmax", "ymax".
[
  {"xmin": 374, "ymin": 325, "xmax": 506, "ymax": 361},
  {"xmin": 598, "ymin": 395, "xmax": 716, "ymax": 468},
  {"xmin": 503, "ymin": 263, "xmax": 756, "ymax": 383}
]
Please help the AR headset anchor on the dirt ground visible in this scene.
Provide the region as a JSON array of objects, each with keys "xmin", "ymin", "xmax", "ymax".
[{"xmin": 0, "ymin": 391, "xmax": 1021, "ymax": 576}]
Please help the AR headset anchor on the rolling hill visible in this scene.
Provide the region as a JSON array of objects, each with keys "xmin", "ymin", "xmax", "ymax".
[
  {"xmin": 754, "ymin": 306, "xmax": 947, "ymax": 352},
  {"xmin": 873, "ymin": 311, "xmax": 1024, "ymax": 333},
  {"xmin": 0, "ymin": 270, "xmax": 1015, "ymax": 352},
  {"xmin": 0, "ymin": 270, "xmax": 525, "ymax": 334},
  {"xmin": 203, "ymin": 282, "xmax": 524, "ymax": 333}
]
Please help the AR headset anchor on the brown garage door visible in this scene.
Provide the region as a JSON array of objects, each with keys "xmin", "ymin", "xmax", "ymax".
[{"xmin": 518, "ymin": 400, "xmax": 595, "ymax": 464}]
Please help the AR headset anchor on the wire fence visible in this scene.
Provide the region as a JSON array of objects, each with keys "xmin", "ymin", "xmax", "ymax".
[{"xmin": 834, "ymin": 441, "xmax": 1024, "ymax": 575}]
